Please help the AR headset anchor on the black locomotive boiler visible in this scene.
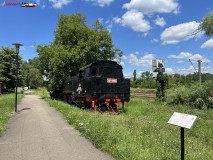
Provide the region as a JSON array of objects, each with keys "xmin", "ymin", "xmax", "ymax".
[{"xmin": 63, "ymin": 60, "xmax": 130, "ymax": 112}]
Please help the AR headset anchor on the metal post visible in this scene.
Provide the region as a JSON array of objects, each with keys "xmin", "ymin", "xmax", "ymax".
[
  {"xmin": 198, "ymin": 60, "xmax": 202, "ymax": 86},
  {"xmin": 15, "ymin": 51, "xmax": 18, "ymax": 112},
  {"xmin": 181, "ymin": 127, "xmax": 184, "ymax": 160},
  {"xmin": 12, "ymin": 43, "xmax": 23, "ymax": 113},
  {"xmin": 122, "ymin": 101, "xmax": 124, "ymax": 112}
]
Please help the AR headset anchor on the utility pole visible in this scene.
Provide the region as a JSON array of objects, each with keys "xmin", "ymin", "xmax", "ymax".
[{"xmin": 198, "ymin": 60, "xmax": 202, "ymax": 86}]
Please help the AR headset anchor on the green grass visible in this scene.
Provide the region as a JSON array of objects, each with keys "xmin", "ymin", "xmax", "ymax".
[
  {"xmin": 131, "ymin": 87, "xmax": 156, "ymax": 93},
  {"xmin": 0, "ymin": 93, "xmax": 24, "ymax": 136},
  {"xmin": 34, "ymin": 89, "xmax": 213, "ymax": 160}
]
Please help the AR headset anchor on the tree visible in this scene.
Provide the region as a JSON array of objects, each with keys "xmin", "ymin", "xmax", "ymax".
[
  {"xmin": 156, "ymin": 72, "xmax": 168, "ymax": 101},
  {"xmin": 199, "ymin": 11, "xmax": 213, "ymax": 37},
  {"xmin": 0, "ymin": 46, "xmax": 23, "ymax": 90},
  {"xmin": 37, "ymin": 12, "xmax": 123, "ymax": 91},
  {"xmin": 133, "ymin": 69, "xmax": 136, "ymax": 81},
  {"xmin": 141, "ymin": 71, "xmax": 153, "ymax": 80},
  {"xmin": 28, "ymin": 68, "xmax": 43, "ymax": 89},
  {"xmin": 21, "ymin": 57, "xmax": 43, "ymax": 88}
]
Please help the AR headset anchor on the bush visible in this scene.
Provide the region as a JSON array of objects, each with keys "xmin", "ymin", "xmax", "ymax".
[
  {"xmin": 167, "ymin": 80, "xmax": 213, "ymax": 109},
  {"xmin": 130, "ymin": 79, "xmax": 156, "ymax": 89}
]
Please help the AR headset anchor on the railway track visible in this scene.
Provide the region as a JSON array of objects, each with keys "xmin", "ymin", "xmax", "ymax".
[{"xmin": 130, "ymin": 92, "xmax": 156, "ymax": 98}]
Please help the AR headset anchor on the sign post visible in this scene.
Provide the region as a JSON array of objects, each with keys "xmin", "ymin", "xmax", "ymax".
[
  {"xmin": 181, "ymin": 127, "xmax": 184, "ymax": 160},
  {"xmin": 168, "ymin": 112, "xmax": 197, "ymax": 160}
]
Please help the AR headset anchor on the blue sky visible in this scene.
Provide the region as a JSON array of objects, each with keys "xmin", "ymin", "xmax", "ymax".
[{"xmin": 0, "ymin": 0, "xmax": 213, "ymax": 78}]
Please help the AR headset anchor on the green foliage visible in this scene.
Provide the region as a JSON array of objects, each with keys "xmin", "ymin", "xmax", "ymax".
[
  {"xmin": 141, "ymin": 71, "xmax": 153, "ymax": 80},
  {"xmin": 130, "ymin": 87, "xmax": 156, "ymax": 93},
  {"xmin": 34, "ymin": 89, "xmax": 213, "ymax": 160},
  {"xmin": 37, "ymin": 12, "xmax": 123, "ymax": 91},
  {"xmin": 0, "ymin": 46, "xmax": 23, "ymax": 89},
  {"xmin": 29, "ymin": 68, "xmax": 43, "ymax": 89},
  {"xmin": 0, "ymin": 94, "xmax": 24, "ymax": 136},
  {"xmin": 156, "ymin": 72, "xmax": 168, "ymax": 100},
  {"xmin": 168, "ymin": 73, "xmax": 213, "ymax": 88},
  {"xmin": 133, "ymin": 69, "xmax": 136, "ymax": 81},
  {"xmin": 199, "ymin": 11, "xmax": 213, "ymax": 37},
  {"xmin": 131, "ymin": 71, "xmax": 156, "ymax": 89},
  {"xmin": 21, "ymin": 57, "xmax": 43, "ymax": 89},
  {"xmin": 167, "ymin": 80, "xmax": 213, "ymax": 109},
  {"xmin": 130, "ymin": 79, "xmax": 157, "ymax": 89}
]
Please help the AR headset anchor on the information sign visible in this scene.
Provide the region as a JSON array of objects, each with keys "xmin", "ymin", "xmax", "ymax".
[{"xmin": 168, "ymin": 112, "xmax": 197, "ymax": 129}]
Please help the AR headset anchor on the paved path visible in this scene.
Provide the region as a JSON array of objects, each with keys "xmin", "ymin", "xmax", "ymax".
[{"xmin": 0, "ymin": 95, "xmax": 113, "ymax": 160}]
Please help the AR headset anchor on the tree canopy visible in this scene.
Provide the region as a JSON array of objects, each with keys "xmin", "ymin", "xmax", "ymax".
[
  {"xmin": 0, "ymin": 46, "xmax": 23, "ymax": 90},
  {"xmin": 199, "ymin": 11, "xmax": 213, "ymax": 37},
  {"xmin": 133, "ymin": 70, "xmax": 136, "ymax": 81},
  {"xmin": 141, "ymin": 71, "xmax": 153, "ymax": 80},
  {"xmin": 37, "ymin": 12, "xmax": 123, "ymax": 91},
  {"xmin": 21, "ymin": 57, "xmax": 43, "ymax": 89}
]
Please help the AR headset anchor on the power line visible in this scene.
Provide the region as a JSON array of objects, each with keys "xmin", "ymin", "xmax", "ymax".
[
  {"xmin": 189, "ymin": 59, "xmax": 197, "ymax": 73},
  {"xmin": 202, "ymin": 63, "xmax": 208, "ymax": 72}
]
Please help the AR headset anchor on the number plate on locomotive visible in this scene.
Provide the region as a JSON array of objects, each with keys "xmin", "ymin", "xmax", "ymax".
[{"xmin": 107, "ymin": 78, "xmax": 117, "ymax": 83}]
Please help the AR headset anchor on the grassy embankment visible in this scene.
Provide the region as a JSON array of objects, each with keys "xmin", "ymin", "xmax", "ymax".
[
  {"xmin": 0, "ymin": 94, "xmax": 24, "ymax": 136},
  {"xmin": 130, "ymin": 87, "xmax": 156, "ymax": 93},
  {"xmin": 34, "ymin": 89, "xmax": 213, "ymax": 160}
]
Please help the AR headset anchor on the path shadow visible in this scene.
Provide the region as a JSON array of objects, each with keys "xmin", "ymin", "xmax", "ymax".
[{"xmin": 18, "ymin": 108, "xmax": 31, "ymax": 112}]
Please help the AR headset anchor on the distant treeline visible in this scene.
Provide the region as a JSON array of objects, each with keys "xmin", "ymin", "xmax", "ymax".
[{"xmin": 131, "ymin": 72, "xmax": 213, "ymax": 89}]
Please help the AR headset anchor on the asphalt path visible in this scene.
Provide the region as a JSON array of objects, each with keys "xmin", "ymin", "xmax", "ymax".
[{"xmin": 0, "ymin": 95, "xmax": 113, "ymax": 160}]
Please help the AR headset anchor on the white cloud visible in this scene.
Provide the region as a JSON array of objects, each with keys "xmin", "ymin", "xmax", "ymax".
[
  {"xmin": 124, "ymin": 72, "xmax": 133, "ymax": 78},
  {"xmin": 20, "ymin": 46, "xmax": 26, "ymax": 51},
  {"xmin": 112, "ymin": 17, "xmax": 121, "ymax": 23},
  {"xmin": 125, "ymin": 53, "xmax": 155, "ymax": 67},
  {"xmin": 201, "ymin": 39, "xmax": 213, "ymax": 49},
  {"xmin": 29, "ymin": 45, "xmax": 35, "ymax": 48},
  {"xmin": 203, "ymin": 66, "xmax": 213, "ymax": 74},
  {"xmin": 123, "ymin": 0, "xmax": 179, "ymax": 15},
  {"xmin": 177, "ymin": 66, "xmax": 196, "ymax": 75},
  {"xmin": 168, "ymin": 52, "xmax": 211, "ymax": 63},
  {"xmin": 36, "ymin": 0, "xmax": 40, "ymax": 4},
  {"xmin": 113, "ymin": 10, "xmax": 151, "ymax": 33},
  {"xmin": 150, "ymin": 38, "xmax": 158, "ymax": 43},
  {"xmin": 165, "ymin": 68, "xmax": 174, "ymax": 74},
  {"xmin": 98, "ymin": 18, "xmax": 104, "ymax": 23},
  {"xmin": 177, "ymin": 60, "xmax": 184, "ymax": 64},
  {"xmin": 48, "ymin": 0, "xmax": 72, "ymax": 9},
  {"xmin": 177, "ymin": 66, "xmax": 213, "ymax": 75},
  {"xmin": 105, "ymin": 20, "xmax": 113, "ymax": 32},
  {"xmin": 154, "ymin": 15, "xmax": 166, "ymax": 27},
  {"xmin": 135, "ymin": 51, "xmax": 139, "ymax": 55},
  {"xmin": 120, "ymin": 62, "xmax": 124, "ymax": 67},
  {"xmin": 122, "ymin": 55, "xmax": 127, "ymax": 60},
  {"xmin": 85, "ymin": 0, "xmax": 114, "ymax": 7},
  {"xmin": 137, "ymin": 70, "xmax": 145, "ymax": 77},
  {"xmin": 113, "ymin": 58, "xmax": 124, "ymax": 67},
  {"xmin": 160, "ymin": 21, "xmax": 200, "ymax": 44}
]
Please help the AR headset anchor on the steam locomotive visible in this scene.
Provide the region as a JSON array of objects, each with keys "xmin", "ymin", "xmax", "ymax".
[{"xmin": 63, "ymin": 60, "xmax": 130, "ymax": 112}]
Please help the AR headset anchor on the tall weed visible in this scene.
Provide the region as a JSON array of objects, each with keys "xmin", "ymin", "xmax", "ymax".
[{"xmin": 167, "ymin": 80, "xmax": 213, "ymax": 109}]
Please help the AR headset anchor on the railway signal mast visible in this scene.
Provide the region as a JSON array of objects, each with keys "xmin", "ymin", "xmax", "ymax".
[{"xmin": 152, "ymin": 59, "xmax": 165, "ymax": 73}]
